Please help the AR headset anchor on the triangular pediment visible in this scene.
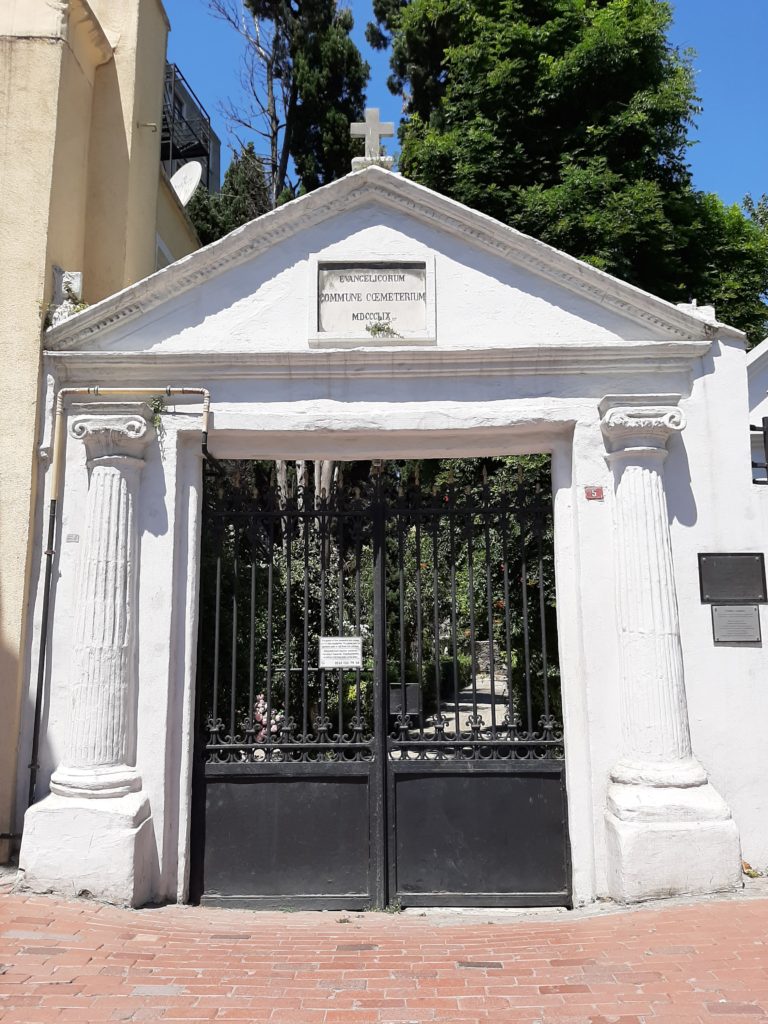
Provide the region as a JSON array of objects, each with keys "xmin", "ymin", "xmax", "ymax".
[{"xmin": 45, "ymin": 165, "xmax": 742, "ymax": 356}]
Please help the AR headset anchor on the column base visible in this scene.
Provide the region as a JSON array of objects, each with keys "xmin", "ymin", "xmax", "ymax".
[
  {"xmin": 18, "ymin": 791, "xmax": 155, "ymax": 907},
  {"xmin": 605, "ymin": 780, "xmax": 742, "ymax": 903},
  {"xmin": 50, "ymin": 763, "xmax": 142, "ymax": 798}
]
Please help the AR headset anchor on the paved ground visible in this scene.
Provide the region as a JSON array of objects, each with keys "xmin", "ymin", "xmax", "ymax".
[{"xmin": 1, "ymin": 881, "xmax": 768, "ymax": 1023}]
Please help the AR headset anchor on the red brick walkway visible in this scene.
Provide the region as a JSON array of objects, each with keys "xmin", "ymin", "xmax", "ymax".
[{"xmin": 1, "ymin": 888, "xmax": 768, "ymax": 1023}]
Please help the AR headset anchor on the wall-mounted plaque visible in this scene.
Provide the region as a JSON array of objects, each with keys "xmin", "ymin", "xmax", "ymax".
[
  {"xmin": 711, "ymin": 605, "xmax": 762, "ymax": 645},
  {"xmin": 318, "ymin": 262, "xmax": 427, "ymax": 336},
  {"xmin": 318, "ymin": 636, "xmax": 363, "ymax": 669},
  {"xmin": 698, "ymin": 553, "xmax": 767, "ymax": 604}
]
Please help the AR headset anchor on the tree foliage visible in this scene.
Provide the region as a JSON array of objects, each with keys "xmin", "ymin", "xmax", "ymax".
[
  {"xmin": 369, "ymin": 0, "xmax": 768, "ymax": 344},
  {"xmin": 210, "ymin": 0, "xmax": 369, "ymax": 205},
  {"xmin": 187, "ymin": 143, "xmax": 271, "ymax": 246},
  {"xmin": 745, "ymin": 194, "xmax": 768, "ymax": 233}
]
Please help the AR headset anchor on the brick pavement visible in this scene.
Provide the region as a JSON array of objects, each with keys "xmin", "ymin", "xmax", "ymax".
[{"xmin": 1, "ymin": 884, "xmax": 767, "ymax": 1023}]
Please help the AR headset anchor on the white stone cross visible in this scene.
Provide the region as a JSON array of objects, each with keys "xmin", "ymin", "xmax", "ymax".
[{"xmin": 351, "ymin": 108, "xmax": 395, "ymax": 159}]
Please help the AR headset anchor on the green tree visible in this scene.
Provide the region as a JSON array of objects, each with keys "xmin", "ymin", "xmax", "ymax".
[
  {"xmin": 187, "ymin": 143, "xmax": 271, "ymax": 245},
  {"xmin": 684, "ymin": 194, "xmax": 768, "ymax": 346},
  {"xmin": 211, "ymin": 0, "xmax": 368, "ymax": 205},
  {"xmin": 369, "ymin": 0, "xmax": 768, "ymax": 344},
  {"xmin": 745, "ymin": 194, "xmax": 768, "ymax": 232}
]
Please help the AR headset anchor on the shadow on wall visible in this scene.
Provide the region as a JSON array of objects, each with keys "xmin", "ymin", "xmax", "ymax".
[
  {"xmin": 666, "ymin": 430, "xmax": 697, "ymax": 529},
  {"xmin": 83, "ymin": 57, "xmax": 131, "ymax": 303},
  {"xmin": 136, "ymin": 439, "xmax": 169, "ymax": 900}
]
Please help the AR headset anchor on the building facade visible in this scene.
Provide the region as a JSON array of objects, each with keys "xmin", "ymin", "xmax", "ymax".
[
  {"xmin": 0, "ymin": 0, "xmax": 200, "ymax": 863},
  {"xmin": 161, "ymin": 62, "xmax": 221, "ymax": 196},
  {"xmin": 14, "ymin": 166, "xmax": 766, "ymax": 908}
]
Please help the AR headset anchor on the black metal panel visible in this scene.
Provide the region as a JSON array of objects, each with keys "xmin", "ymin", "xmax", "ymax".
[
  {"xmin": 698, "ymin": 553, "xmax": 767, "ymax": 604},
  {"xmin": 390, "ymin": 762, "xmax": 569, "ymax": 904},
  {"xmin": 202, "ymin": 769, "xmax": 371, "ymax": 903}
]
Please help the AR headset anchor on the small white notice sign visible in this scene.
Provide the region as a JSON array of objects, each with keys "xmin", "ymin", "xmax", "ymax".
[
  {"xmin": 318, "ymin": 263, "xmax": 427, "ymax": 336},
  {"xmin": 319, "ymin": 636, "xmax": 363, "ymax": 669},
  {"xmin": 711, "ymin": 604, "xmax": 762, "ymax": 644}
]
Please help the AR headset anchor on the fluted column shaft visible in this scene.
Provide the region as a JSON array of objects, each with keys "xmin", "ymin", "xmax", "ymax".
[
  {"xmin": 50, "ymin": 412, "xmax": 153, "ymax": 799},
  {"xmin": 601, "ymin": 397, "xmax": 705, "ymax": 788}
]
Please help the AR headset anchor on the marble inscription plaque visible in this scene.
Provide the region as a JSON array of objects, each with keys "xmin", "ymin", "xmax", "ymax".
[{"xmin": 318, "ymin": 262, "xmax": 427, "ymax": 336}]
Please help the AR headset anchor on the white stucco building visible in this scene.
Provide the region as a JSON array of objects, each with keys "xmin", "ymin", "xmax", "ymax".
[{"xmin": 15, "ymin": 165, "xmax": 767, "ymax": 909}]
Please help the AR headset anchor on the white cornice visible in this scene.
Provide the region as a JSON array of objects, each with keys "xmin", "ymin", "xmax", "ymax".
[
  {"xmin": 45, "ymin": 167, "xmax": 743, "ymax": 352},
  {"xmin": 46, "ymin": 341, "xmax": 712, "ymax": 384}
]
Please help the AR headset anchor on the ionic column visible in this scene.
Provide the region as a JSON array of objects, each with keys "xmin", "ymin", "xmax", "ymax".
[
  {"xmin": 51, "ymin": 411, "xmax": 153, "ymax": 798},
  {"xmin": 20, "ymin": 408, "xmax": 156, "ymax": 907},
  {"xmin": 601, "ymin": 397, "xmax": 703, "ymax": 786},
  {"xmin": 600, "ymin": 395, "xmax": 740, "ymax": 902}
]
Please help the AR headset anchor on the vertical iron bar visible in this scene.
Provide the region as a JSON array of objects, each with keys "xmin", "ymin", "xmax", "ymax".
[
  {"xmin": 415, "ymin": 513, "xmax": 423, "ymax": 739},
  {"xmin": 265, "ymin": 521, "xmax": 274, "ymax": 755},
  {"xmin": 449, "ymin": 503, "xmax": 460, "ymax": 737},
  {"xmin": 338, "ymin": 510, "xmax": 345, "ymax": 739},
  {"xmin": 248, "ymin": 556, "xmax": 256, "ymax": 733},
  {"xmin": 536, "ymin": 497, "xmax": 550, "ymax": 721},
  {"xmin": 398, "ymin": 509, "xmax": 406, "ymax": 732},
  {"xmin": 320, "ymin": 509, "xmax": 327, "ymax": 724},
  {"xmin": 432, "ymin": 513, "xmax": 441, "ymax": 731},
  {"xmin": 230, "ymin": 538, "xmax": 238, "ymax": 744},
  {"xmin": 355, "ymin": 527, "xmax": 362, "ymax": 725},
  {"xmin": 284, "ymin": 509, "xmax": 292, "ymax": 730},
  {"xmin": 520, "ymin": 490, "xmax": 533, "ymax": 735},
  {"xmin": 502, "ymin": 518, "xmax": 514, "ymax": 729},
  {"xmin": 483, "ymin": 488, "xmax": 497, "ymax": 737},
  {"xmin": 467, "ymin": 507, "xmax": 478, "ymax": 723},
  {"xmin": 212, "ymin": 547, "xmax": 221, "ymax": 726},
  {"xmin": 372, "ymin": 479, "xmax": 388, "ymax": 908},
  {"xmin": 303, "ymin": 501, "xmax": 310, "ymax": 742}
]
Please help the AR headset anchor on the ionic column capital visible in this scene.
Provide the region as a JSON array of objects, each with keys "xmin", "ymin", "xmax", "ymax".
[
  {"xmin": 599, "ymin": 394, "xmax": 685, "ymax": 455},
  {"xmin": 69, "ymin": 407, "xmax": 154, "ymax": 463}
]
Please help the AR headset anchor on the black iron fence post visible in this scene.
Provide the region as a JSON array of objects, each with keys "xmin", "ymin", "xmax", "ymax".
[{"xmin": 371, "ymin": 484, "xmax": 388, "ymax": 909}]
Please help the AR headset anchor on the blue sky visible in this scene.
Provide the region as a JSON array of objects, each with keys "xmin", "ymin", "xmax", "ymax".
[{"xmin": 163, "ymin": 0, "xmax": 766, "ymax": 207}]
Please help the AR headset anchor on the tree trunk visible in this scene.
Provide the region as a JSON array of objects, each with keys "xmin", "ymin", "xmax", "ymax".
[
  {"xmin": 277, "ymin": 80, "xmax": 298, "ymax": 200},
  {"xmin": 324, "ymin": 461, "xmax": 336, "ymax": 496},
  {"xmin": 276, "ymin": 460, "xmax": 287, "ymax": 503},
  {"xmin": 266, "ymin": 51, "xmax": 279, "ymax": 207}
]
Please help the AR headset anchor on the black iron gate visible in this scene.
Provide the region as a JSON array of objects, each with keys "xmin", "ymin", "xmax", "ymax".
[{"xmin": 190, "ymin": 459, "xmax": 569, "ymax": 908}]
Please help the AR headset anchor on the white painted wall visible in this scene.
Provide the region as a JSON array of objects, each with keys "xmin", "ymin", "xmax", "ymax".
[{"xmin": 19, "ymin": 188, "xmax": 768, "ymax": 904}]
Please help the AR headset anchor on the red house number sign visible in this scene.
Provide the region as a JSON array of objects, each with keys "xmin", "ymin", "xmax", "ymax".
[{"xmin": 585, "ymin": 486, "xmax": 604, "ymax": 501}]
